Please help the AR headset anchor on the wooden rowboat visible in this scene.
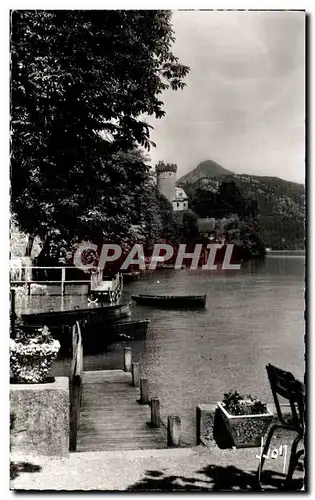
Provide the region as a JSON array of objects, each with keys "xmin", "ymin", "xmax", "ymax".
[
  {"xmin": 21, "ymin": 302, "xmax": 132, "ymax": 326},
  {"xmin": 131, "ymin": 294, "xmax": 206, "ymax": 308}
]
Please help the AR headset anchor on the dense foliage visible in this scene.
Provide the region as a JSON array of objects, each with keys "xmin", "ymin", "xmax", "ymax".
[
  {"xmin": 183, "ymin": 180, "xmax": 265, "ymax": 259},
  {"xmin": 10, "ymin": 215, "xmax": 42, "ymax": 257},
  {"xmin": 10, "ymin": 324, "xmax": 60, "ymax": 383},
  {"xmin": 180, "ymin": 173, "xmax": 305, "ymax": 250},
  {"xmin": 11, "ymin": 10, "xmax": 189, "ymax": 256},
  {"xmin": 216, "ymin": 215, "xmax": 266, "ymax": 261},
  {"xmin": 222, "ymin": 390, "xmax": 267, "ymax": 416},
  {"xmin": 190, "ymin": 180, "xmax": 258, "ymax": 219},
  {"xmin": 14, "ymin": 325, "xmax": 54, "ymax": 345}
]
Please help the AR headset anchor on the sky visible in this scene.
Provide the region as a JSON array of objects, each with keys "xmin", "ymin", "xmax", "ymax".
[{"xmin": 148, "ymin": 10, "xmax": 305, "ymax": 184}]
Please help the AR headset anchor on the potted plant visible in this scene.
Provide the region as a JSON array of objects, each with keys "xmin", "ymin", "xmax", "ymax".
[
  {"xmin": 10, "ymin": 325, "xmax": 60, "ymax": 383},
  {"xmin": 217, "ymin": 390, "xmax": 273, "ymax": 448}
]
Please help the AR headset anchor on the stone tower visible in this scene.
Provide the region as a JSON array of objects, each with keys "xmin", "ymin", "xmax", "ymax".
[{"xmin": 155, "ymin": 161, "xmax": 177, "ymax": 203}]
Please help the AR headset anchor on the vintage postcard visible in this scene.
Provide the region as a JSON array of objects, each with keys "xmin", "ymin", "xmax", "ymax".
[{"xmin": 9, "ymin": 8, "xmax": 305, "ymax": 492}]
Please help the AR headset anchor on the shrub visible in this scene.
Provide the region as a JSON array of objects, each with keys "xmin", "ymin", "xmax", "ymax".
[
  {"xmin": 222, "ymin": 390, "xmax": 267, "ymax": 416},
  {"xmin": 10, "ymin": 326, "xmax": 60, "ymax": 383}
]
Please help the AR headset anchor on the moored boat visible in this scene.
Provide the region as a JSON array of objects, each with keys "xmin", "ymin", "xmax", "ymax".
[
  {"xmin": 21, "ymin": 301, "xmax": 132, "ymax": 326},
  {"xmin": 158, "ymin": 264, "xmax": 186, "ymax": 269},
  {"xmin": 121, "ymin": 271, "xmax": 141, "ymax": 283},
  {"xmin": 131, "ymin": 294, "xmax": 206, "ymax": 308},
  {"xmin": 109, "ymin": 319, "xmax": 150, "ymax": 339}
]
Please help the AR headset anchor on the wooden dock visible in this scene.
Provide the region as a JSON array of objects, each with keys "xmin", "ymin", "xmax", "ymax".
[
  {"xmin": 76, "ymin": 369, "xmax": 165, "ymax": 452},
  {"xmin": 70, "ymin": 327, "xmax": 179, "ymax": 453}
]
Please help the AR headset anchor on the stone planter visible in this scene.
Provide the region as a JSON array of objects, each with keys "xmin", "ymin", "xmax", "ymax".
[
  {"xmin": 217, "ymin": 401, "xmax": 273, "ymax": 448},
  {"xmin": 10, "ymin": 339, "xmax": 60, "ymax": 384}
]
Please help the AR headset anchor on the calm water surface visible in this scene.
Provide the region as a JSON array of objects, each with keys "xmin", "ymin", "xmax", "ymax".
[{"xmin": 15, "ymin": 254, "xmax": 305, "ymax": 445}]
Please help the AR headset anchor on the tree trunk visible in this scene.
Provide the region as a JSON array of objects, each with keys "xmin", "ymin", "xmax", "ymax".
[
  {"xmin": 34, "ymin": 236, "xmax": 51, "ymax": 279},
  {"xmin": 24, "ymin": 234, "xmax": 35, "ymax": 257}
]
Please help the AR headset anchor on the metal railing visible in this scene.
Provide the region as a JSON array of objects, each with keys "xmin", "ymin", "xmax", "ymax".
[{"xmin": 10, "ymin": 266, "xmax": 92, "ymax": 295}]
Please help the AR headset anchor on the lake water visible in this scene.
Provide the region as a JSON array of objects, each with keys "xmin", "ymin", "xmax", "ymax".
[{"xmin": 14, "ymin": 253, "xmax": 305, "ymax": 445}]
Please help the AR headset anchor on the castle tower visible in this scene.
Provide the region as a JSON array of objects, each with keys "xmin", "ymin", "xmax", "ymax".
[{"xmin": 155, "ymin": 161, "xmax": 177, "ymax": 203}]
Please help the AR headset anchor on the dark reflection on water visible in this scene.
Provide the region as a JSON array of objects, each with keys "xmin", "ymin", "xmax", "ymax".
[{"xmin": 14, "ymin": 254, "xmax": 305, "ymax": 445}]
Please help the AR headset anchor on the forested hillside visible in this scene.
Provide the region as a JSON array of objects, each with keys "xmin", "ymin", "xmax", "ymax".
[{"xmin": 179, "ymin": 173, "xmax": 305, "ymax": 250}]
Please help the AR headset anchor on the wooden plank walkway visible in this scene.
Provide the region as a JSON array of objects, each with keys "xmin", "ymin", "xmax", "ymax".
[{"xmin": 76, "ymin": 370, "xmax": 165, "ymax": 452}]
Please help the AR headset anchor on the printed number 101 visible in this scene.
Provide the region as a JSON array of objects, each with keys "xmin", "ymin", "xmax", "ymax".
[{"xmin": 256, "ymin": 437, "xmax": 288, "ymax": 478}]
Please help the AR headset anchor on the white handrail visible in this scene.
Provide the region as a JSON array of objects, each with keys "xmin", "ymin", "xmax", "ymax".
[{"xmin": 10, "ymin": 266, "xmax": 99, "ymax": 295}]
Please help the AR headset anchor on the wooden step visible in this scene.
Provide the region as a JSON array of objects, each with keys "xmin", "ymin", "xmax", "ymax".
[{"xmin": 76, "ymin": 369, "xmax": 165, "ymax": 452}]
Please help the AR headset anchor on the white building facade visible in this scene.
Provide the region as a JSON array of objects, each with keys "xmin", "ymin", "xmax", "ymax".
[{"xmin": 173, "ymin": 187, "xmax": 189, "ymax": 212}]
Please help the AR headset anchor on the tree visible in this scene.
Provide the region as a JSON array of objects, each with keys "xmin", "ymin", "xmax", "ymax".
[
  {"xmin": 11, "ymin": 10, "xmax": 189, "ymax": 252},
  {"xmin": 155, "ymin": 192, "xmax": 179, "ymax": 242},
  {"xmin": 215, "ymin": 181, "xmax": 247, "ymax": 218},
  {"xmin": 219, "ymin": 216, "xmax": 266, "ymax": 260},
  {"xmin": 240, "ymin": 221, "xmax": 266, "ymax": 260},
  {"xmin": 33, "ymin": 148, "xmax": 179, "ymax": 266},
  {"xmin": 181, "ymin": 210, "xmax": 200, "ymax": 239},
  {"xmin": 191, "ymin": 187, "xmax": 216, "ymax": 218},
  {"xmin": 191, "ymin": 181, "xmax": 249, "ymax": 219}
]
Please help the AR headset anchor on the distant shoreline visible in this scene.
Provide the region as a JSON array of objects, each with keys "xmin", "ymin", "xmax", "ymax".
[{"xmin": 268, "ymin": 249, "xmax": 305, "ymax": 254}]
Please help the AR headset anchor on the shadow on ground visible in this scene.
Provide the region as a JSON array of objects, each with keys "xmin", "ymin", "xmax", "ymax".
[
  {"xmin": 127, "ymin": 465, "xmax": 304, "ymax": 492},
  {"xmin": 127, "ymin": 469, "xmax": 213, "ymax": 492},
  {"xmin": 10, "ymin": 412, "xmax": 42, "ymax": 481},
  {"xmin": 10, "ymin": 461, "xmax": 42, "ymax": 481},
  {"xmin": 212, "ymin": 408, "xmax": 235, "ymax": 448}
]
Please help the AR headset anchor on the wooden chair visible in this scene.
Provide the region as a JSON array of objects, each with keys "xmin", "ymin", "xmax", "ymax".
[{"xmin": 257, "ymin": 364, "xmax": 305, "ymax": 488}]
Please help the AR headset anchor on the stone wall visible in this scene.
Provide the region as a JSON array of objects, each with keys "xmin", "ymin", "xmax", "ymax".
[{"xmin": 10, "ymin": 377, "xmax": 69, "ymax": 457}]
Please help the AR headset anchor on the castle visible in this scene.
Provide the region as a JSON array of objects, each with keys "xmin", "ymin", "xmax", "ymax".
[{"xmin": 155, "ymin": 161, "xmax": 189, "ymax": 212}]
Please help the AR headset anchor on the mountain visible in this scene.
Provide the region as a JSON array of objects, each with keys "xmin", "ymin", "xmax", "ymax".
[
  {"xmin": 178, "ymin": 169, "xmax": 305, "ymax": 250},
  {"xmin": 177, "ymin": 160, "xmax": 233, "ymax": 184}
]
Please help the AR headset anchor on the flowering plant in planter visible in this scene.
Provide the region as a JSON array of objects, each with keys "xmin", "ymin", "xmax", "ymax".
[
  {"xmin": 10, "ymin": 326, "xmax": 60, "ymax": 383},
  {"xmin": 217, "ymin": 390, "xmax": 273, "ymax": 448}
]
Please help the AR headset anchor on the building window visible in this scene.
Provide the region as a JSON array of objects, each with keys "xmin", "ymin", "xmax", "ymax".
[
  {"xmin": 177, "ymin": 202, "xmax": 179, "ymax": 207},
  {"xmin": 169, "ymin": 173, "xmax": 172, "ymax": 176}
]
